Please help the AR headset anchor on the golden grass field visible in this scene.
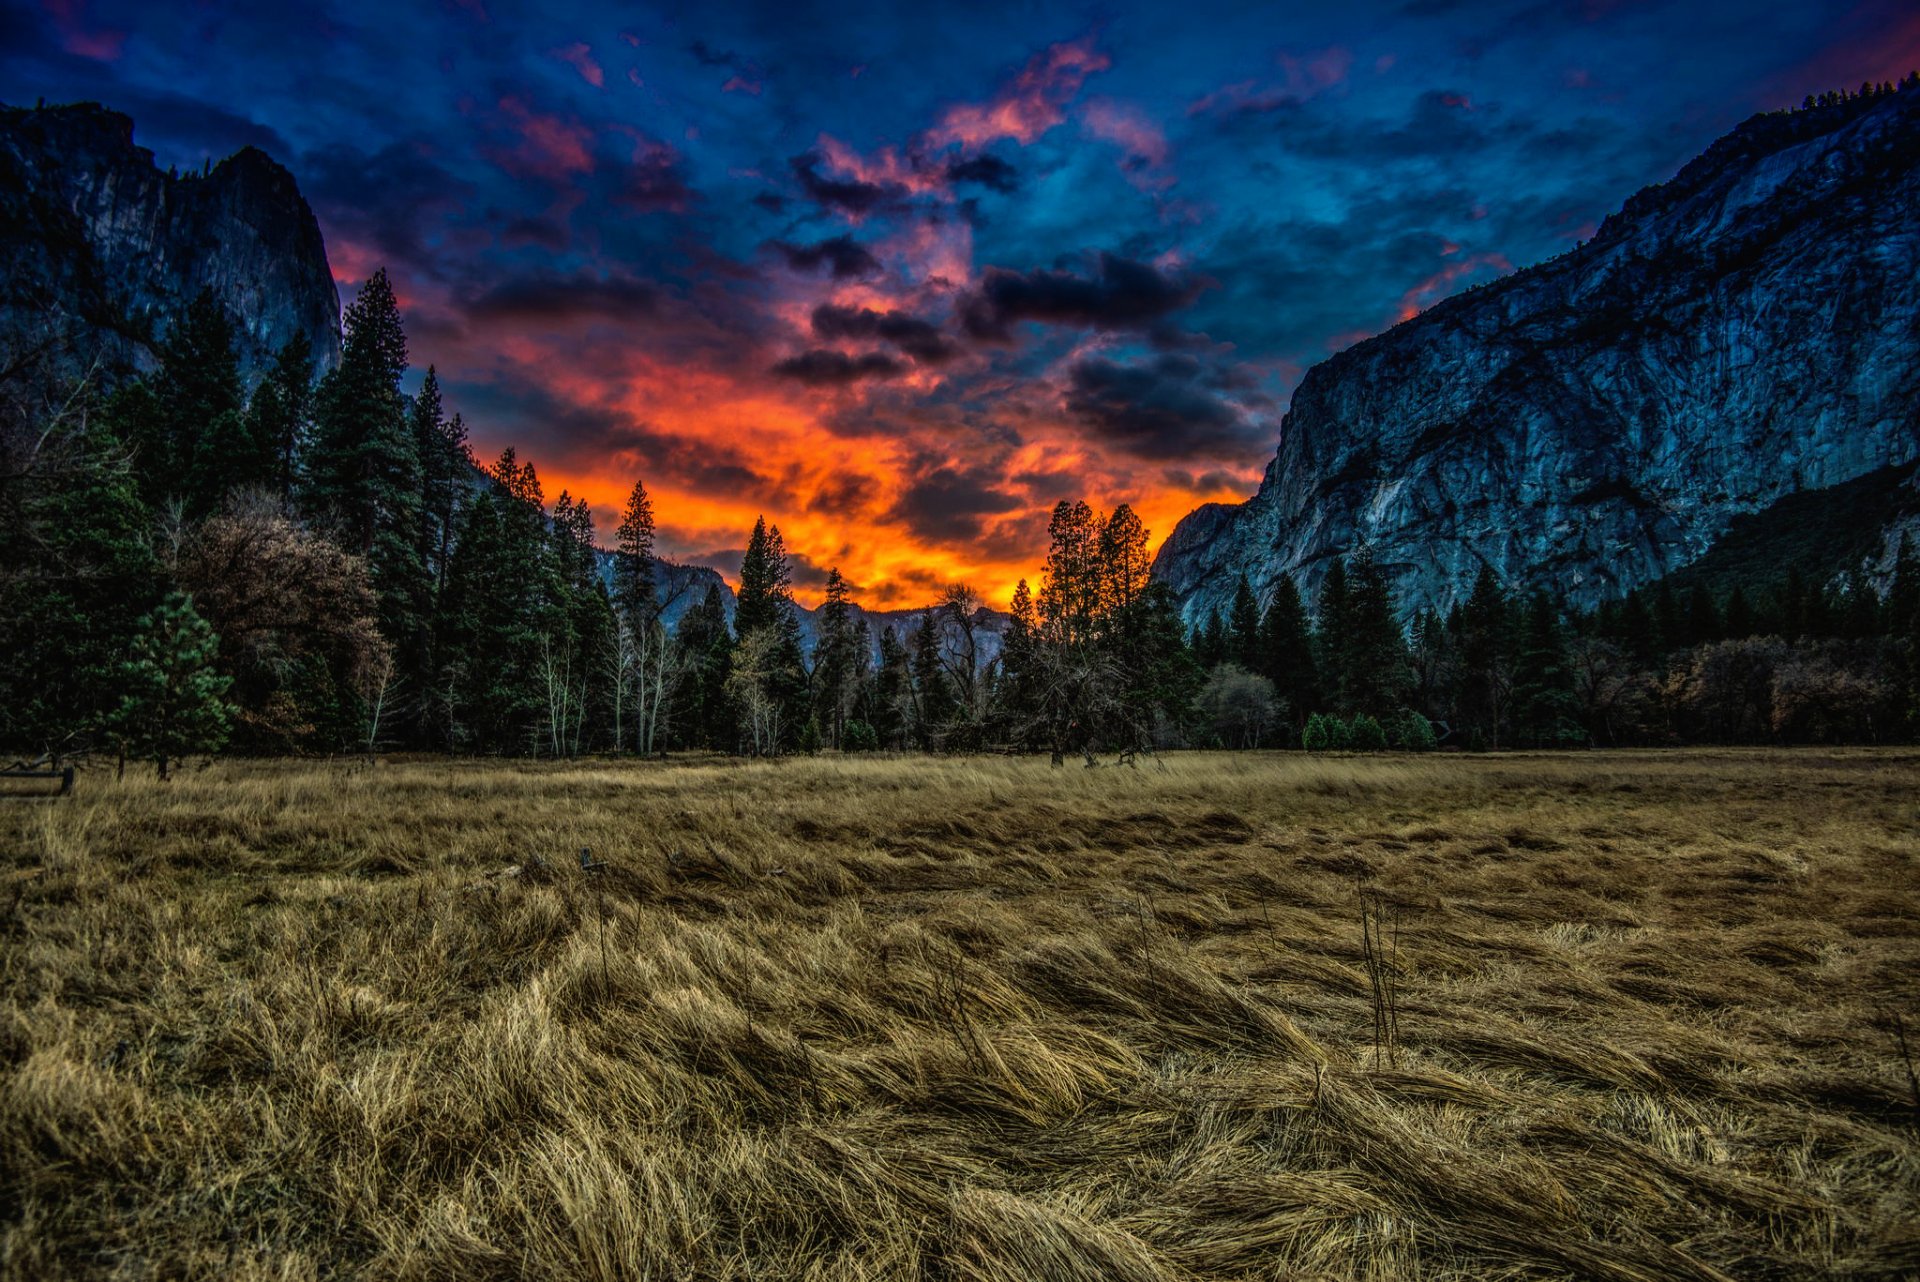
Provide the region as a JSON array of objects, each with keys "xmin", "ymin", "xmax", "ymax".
[{"xmin": 3, "ymin": 749, "xmax": 1918, "ymax": 1281}]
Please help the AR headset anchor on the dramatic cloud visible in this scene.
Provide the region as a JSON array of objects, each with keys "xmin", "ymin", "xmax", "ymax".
[
  {"xmin": 944, "ymin": 154, "xmax": 1019, "ymax": 192},
  {"xmin": 811, "ymin": 304, "xmax": 959, "ymax": 364},
  {"xmin": 1062, "ymin": 354, "xmax": 1263, "ymax": 460},
  {"xmin": 771, "ymin": 349, "xmax": 908, "ymax": 385},
  {"xmin": 465, "ymin": 273, "xmax": 658, "ymax": 322},
  {"xmin": 773, "ymin": 236, "xmax": 882, "ymax": 279},
  {"xmin": 960, "ymin": 253, "xmax": 1209, "ymax": 341}
]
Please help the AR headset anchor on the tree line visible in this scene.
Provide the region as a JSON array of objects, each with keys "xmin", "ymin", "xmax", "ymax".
[{"xmin": 4, "ymin": 270, "xmax": 1918, "ymax": 773}]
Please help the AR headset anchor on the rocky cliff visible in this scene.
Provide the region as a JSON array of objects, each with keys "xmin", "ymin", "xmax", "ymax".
[
  {"xmin": 1153, "ymin": 84, "xmax": 1920, "ymax": 623},
  {"xmin": 0, "ymin": 102, "xmax": 341, "ymax": 389}
]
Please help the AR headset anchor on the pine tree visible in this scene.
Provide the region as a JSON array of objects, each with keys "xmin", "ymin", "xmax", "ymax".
[
  {"xmin": 1343, "ymin": 549, "xmax": 1410, "ymax": 716},
  {"xmin": 247, "ymin": 332, "xmax": 315, "ymax": 497},
  {"xmin": 734, "ymin": 516, "xmax": 790, "ymax": 640},
  {"xmin": 1097, "ymin": 503, "xmax": 1150, "ymax": 615},
  {"xmin": 1314, "ymin": 558, "xmax": 1353, "ymax": 711},
  {"xmin": 1510, "ymin": 591, "xmax": 1581, "ymax": 747},
  {"xmin": 107, "ymin": 592, "xmax": 234, "ymax": 779},
  {"xmin": 307, "ymin": 268, "xmax": 426, "ymax": 667},
  {"xmin": 1258, "ymin": 573, "xmax": 1319, "ymax": 732},
  {"xmin": 674, "ymin": 581, "xmax": 737, "ymax": 750},
  {"xmin": 873, "ymin": 625, "xmax": 912, "ymax": 748},
  {"xmin": 1194, "ymin": 607, "xmax": 1228, "ymax": 670},
  {"xmin": 1228, "ymin": 575, "xmax": 1261, "ymax": 671},
  {"xmin": 1457, "ymin": 563, "xmax": 1512, "ymax": 748},
  {"xmin": 1724, "ymin": 586, "xmax": 1755, "ymax": 639},
  {"xmin": 1038, "ymin": 499, "xmax": 1100, "ymax": 644},
  {"xmin": 146, "ymin": 290, "xmax": 247, "ymax": 509},
  {"xmin": 2, "ymin": 386, "xmax": 161, "ymax": 752},
  {"xmin": 813, "ymin": 568, "xmax": 858, "ymax": 747},
  {"xmin": 910, "ymin": 609, "xmax": 953, "ymax": 748},
  {"xmin": 614, "ymin": 479, "xmax": 658, "ymax": 624}
]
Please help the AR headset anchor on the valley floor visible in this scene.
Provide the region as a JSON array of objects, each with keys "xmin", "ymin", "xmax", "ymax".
[{"xmin": 3, "ymin": 750, "xmax": 1918, "ymax": 1280}]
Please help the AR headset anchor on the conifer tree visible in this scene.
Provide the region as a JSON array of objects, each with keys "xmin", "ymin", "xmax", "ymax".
[
  {"xmin": 1510, "ymin": 591, "xmax": 1582, "ymax": 747},
  {"xmin": 674, "ymin": 581, "xmax": 736, "ymax": 749},
  {"xmin": 107, "ymin": 592, "xmax": 234, "ymax": 779},
  {"xmin": 614, "ymin": 479, "xmax": 658, "ymax": 623},
  {"xmin": 1097, "ymin": 503, "xmax": 1150, "ymax": 614},
  {"xmin": 1258, "ymin": 573, "xmax": 1319, "ymax": 731},
  {"xmin": 2, "ymin": 387, "xmax": 161, "ymax": 751},
  {"xmin": 1228, "ymin": 575, "xmax": 1261, "ymax": 671},
  {"xmin": 1342, "ymin": 549, "xmax": 1410, "ymax": 716},
  {"xmin": 1038, "ymin": 500, "xmax": 1100, "ymax": 644},
  {"xmin": 146, "ymin": 290, "xmax": 247, "ymax": 507},
  {"xmin": 910, "ymin": 609, "xmax": 953, "ymax": 748},
  {"xmin": 246, "ymin": 332, "xmax": 314, "ymax": 497},
  {"xmin": 1457, "ymin": 563, "xmax": 1512, "ymax": 748},
  {"xmin": 1314, "ymin": 557, "xmax": 1353, "ymax": 709},
  {"xmin": 307, "ymin": 268, "xmax": 426, "ymax": 661},
  {"xmin": 813, "ymin": 568, "xmax": 858, "ymax": 747},
  {"xmin": 1194, "ymin": 607, "xmax": 1227, "ymax": 670},
  {"xmin": 872, "ymin": 625, "xmax": 912, "ymax": 748}
]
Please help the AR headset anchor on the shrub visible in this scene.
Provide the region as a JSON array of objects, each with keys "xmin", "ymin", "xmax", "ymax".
[
  {"xmin": 841, "ymin": 720, "xmax": 879, "ymax": 751},
  {"xmin": 1302, "ymin": 712, "xmax": 1330, "ymax": 752},
  {"xmin": 1350, "ymin": 714, "xmax": 1388, "ymax": 752},
  {"xmin": 1386, "ymin": 709, "xmax": 1438, "ymax": 751}
]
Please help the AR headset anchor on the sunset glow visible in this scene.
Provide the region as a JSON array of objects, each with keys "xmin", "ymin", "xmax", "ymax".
[{"xmin": 9, "ymin": 0, "xmax": 1912, "ymax": 608}]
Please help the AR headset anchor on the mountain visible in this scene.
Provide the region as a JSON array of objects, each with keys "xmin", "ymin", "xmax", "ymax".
[
  {"xmin": 626, "ymin": 553, "xmax": 1009, "ymax": 665},
  {"xmin": 0, "ymin": 101, "xmax": 341, "ymax": 392},
  {"xmin": 1153, "ymin": 83, "xmax": 1920, "ymax": 624}
]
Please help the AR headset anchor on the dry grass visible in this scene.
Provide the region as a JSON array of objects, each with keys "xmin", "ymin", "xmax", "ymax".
[{"xmin": 3, "ymin": 749, "xmax": 1918, "ymax": 1280}]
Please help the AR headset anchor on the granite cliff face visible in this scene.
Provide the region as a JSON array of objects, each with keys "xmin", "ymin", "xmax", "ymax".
[
  {"xmin": 1154, "ymin": 85, "xmax": 1920, "ymax": 622},
  {"xmin": 0, "ymin": 102, "xmax": 340, "ymax": 388}
]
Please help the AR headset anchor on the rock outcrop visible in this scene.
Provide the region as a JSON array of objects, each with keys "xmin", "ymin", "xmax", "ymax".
[
  {"xmin": 1154, "ymin": 84, "xmax": 1920, "ymax": 622},
  {"xmin": 0, "ymin": 101, "xmax": 340, "ymax": 390}
]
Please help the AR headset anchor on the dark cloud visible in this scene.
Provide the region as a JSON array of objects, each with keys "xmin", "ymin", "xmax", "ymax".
[
  {"xmin": 789, "ymin": 150, "xmax": 897, "ymax": 215},
  {"xmin": 945, "ymin": 153, "xmax": 1019, "ymax": 192},
  {"xmin": 603, "ymin": 139, "xmax": 692, "ymax": 212},
  {"xmin": 770, "ymin": 349, "xmax": 907, "ymax": 385},
  {"xmin": 811, "ymin": 303, "xmax": 959, "ymax": 364},
  {"xmin": 1062, "ymin": 354, "xmax": 1262, "ymax": 460},
  {"xmin": 752, "ymin": 191, "xmax": 788, "ymax": 214},
  {"xmin": 960, "ymin": 252, "xmax": 1209, "ymax": 342},
  {"xmin": 688, "ymin": 41, "xmax": 739, "ymax": 68},
  {"xmin": 301, "ymin": 139, "xmax": 473, "ymax": 268},
  {"xmin": 465, "ymin": 272, "xmax": 658, "ymax": 322},
  {"xmin": 773, "ymin": 235, "xmax": 881, "ymax": 279},
  {"xmin": 888, "ymin": 463, "xmax": 1025, "ymax": 543}
]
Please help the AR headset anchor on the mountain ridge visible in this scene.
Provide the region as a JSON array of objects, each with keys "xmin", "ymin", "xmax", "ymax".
[
  {"xmin": 0, "ymin": 100, "xmax": 342, "ymax": 391},
  {"xmin": 1152, "ymin": 81, "xmax": 1920, "ymax": 623}
]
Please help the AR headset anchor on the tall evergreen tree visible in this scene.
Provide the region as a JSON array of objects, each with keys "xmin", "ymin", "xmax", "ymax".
[
  {"xmin": 613, "ymin": 479, "xmax": 658, "ymax": 623},
  {"xmin": 1510, "ymin": 590, "xmax": 1582, "ymax": 747},
  {"xmin": 813, "ymin": 568, "xmax": 858, "ymax": 748},
  {"xmin": 246, "ymin": 332, "xmax": 314, "ymax": 497},
  {"xmin": 307, "ymin": 268, "xmax": 426, "ymax": 668},
  {"xmin": 1314, "ymin": 557, "xmax": 1353, "ymax": 710},
  {"xmin": 674, "ymin": 581, "xmax": 737, "ymax": 750},
  {"xmin": 1342, "ymin": 549, "xmax": 1410, "ymax": 716},
  {"xmin": 1258, "ymin": 573, "xmax": 1319, "ymax": 730},
  {"xmin": 1228, "ymin": 575, "xmax": 1261, "ymax": 671},
  {"xmin": 1457, "ymin": 563, "xmax": 1512, "ymax": 748}
]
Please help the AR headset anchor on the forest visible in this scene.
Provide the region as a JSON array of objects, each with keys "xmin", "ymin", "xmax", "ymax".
[{"xmin": 4, "ymin": 268, "xmax": 1919, "ymax": 773}]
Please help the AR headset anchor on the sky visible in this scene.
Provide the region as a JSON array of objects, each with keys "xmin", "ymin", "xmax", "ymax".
[{"xmin": 5, "ymin": 0, "xmax": 1917, "ymax": 606}]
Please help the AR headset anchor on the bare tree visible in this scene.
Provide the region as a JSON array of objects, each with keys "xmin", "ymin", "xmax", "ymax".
[{"xmin": 726, "ymin": 627, "xmax": 784, "ymax": 756}]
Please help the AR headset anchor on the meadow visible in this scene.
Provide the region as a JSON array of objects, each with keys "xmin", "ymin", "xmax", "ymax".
[{"xmin": 3, "ymin": 749, "xmax": 1917, "ymax": 1280}]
